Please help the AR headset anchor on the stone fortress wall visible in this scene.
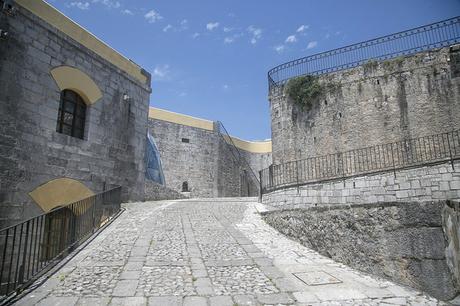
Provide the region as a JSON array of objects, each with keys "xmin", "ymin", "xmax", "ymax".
[
  {"xmin": 270, "ymin": 47, "xmax": 460, "ymax": 164},
  {"xmin": 0, "ymin": 1, "xmax": 151, "ymax": 228},
  {"xmin": 262, "ymin": 27, "xmax": 460, "ymax": 300},
  {"xmin": 148, "ymin": 108, "xmax": 272, "ymax": 198}
]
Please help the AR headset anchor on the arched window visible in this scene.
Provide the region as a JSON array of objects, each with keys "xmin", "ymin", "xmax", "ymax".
[{"xmin": 56, "ymin": 89, "xmax": 86, "ymax": 139}]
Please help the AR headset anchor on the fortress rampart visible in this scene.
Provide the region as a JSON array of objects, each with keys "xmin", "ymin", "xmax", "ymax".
[{"xmin": 270, "ymin": 47, "xmax": 460, "ymax": 165}]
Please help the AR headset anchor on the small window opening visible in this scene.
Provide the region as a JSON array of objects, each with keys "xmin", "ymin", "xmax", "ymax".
[
  {"xmin": 182, "ymin": 181, "xmax": 189, "ymax": 192},
  {"xmin": 324, "ymin": 100, "xmax": 328, "ymax": 106},
  {"xmin": 181, "ymin": 138, "xmax": 190, "ymax": 143}
]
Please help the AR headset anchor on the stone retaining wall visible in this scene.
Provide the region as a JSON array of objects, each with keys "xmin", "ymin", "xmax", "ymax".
[
  {"xmin": 144, "ymin": 181, "xmax": 187, "ymax": 201},
  {"xmin": 262, "ymin": 200, "xmax": 459, "ymax": 300},
  {"xmin": 262, "ymin": 160, "xmax": 460, "ymax": 209}
]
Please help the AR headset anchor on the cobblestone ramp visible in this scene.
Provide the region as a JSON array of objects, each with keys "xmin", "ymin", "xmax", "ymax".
[{"xmin": 15, "ymin": 199, "xmax": 443, "ymax": 305}]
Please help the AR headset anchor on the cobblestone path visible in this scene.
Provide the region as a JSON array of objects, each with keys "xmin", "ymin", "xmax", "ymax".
[{"xmin": 16, "ymin": 199, "xmax": 442, "ymax": 305}]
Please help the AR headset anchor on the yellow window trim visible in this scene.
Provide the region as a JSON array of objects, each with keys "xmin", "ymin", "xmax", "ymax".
[{"xmin": 50, "ymin": 66, "xmax": 102, "ymax": 105}]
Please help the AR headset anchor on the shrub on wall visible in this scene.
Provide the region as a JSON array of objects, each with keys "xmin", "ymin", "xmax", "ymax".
[{"xmin": 285, "ymin": 75, "xmax": 323, "ymax": 110}]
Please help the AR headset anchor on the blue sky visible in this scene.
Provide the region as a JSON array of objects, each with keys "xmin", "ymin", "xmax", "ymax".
[{"xmin": 49, "ymin": 0, "xmax": 459, "ymax": 140}]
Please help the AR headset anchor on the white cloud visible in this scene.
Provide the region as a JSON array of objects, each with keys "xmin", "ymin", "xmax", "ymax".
[
  {"xmin": 223, "ymin": 27, "xmax": 233, "ymax": 33},
  {"xmin": 144, "ymin": 9, "xmax": 163, "ymax": 23},
  {"xmin": 70, "ymin": 2, "xmax": 90, "ymax": 10},
  {"xmin": 285, "ymin": 35, "xmax": 297, "ymax": 43},
  {"xmin": 206, "ymin": 22, "xmax": 219, "ymax": 31},
  {"xmin": 92, "ymin": 0, "xmax": 120, "ymax": 9},
  {"xmin": 180, "ymin": 19, "xmax": 189, "ymax": 30},
  {"xmin": 307, "ymin": 41, "xmax": 318, "ymax": 49},
  {"xmin": 163, "ymin": 24, "xmax": 173, "ymax": 32},
  {"xmin": 247, "ymin": 25, "xmax": 262, "ymax": 44},
  {"xmin": 223, "ymin": 33, "xmax": 242, "ymax": 44},
  {"xmin": 223, "ymin": 84, "xmax": 229, "ymax": 90},
  {"xmin": 325, "ymin": 33, "xmax": 331, "ymax": 39},
  {"xmin": 152, "ymin": 64, "xmax": 170, "ymax": 81},
  {"xmin": 121, "ymin": 9, "xmax": 133, "ymax": 15},
  {"xmin": 297, "ymin": 25, "xmax": 309, "ymax": 33},
  {"xmin": 192, "ymin": 32, "xmax": 200, "ymax": 39},
  {"xmin": 274, "ymin": 45, "xmax": 285, "ymax": 54}
]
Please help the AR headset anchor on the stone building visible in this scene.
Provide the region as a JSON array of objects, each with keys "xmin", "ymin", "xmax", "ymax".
[
  {"xmin": 148, "ymin": 107, "xmax": 272, "ymax": 198},
  {"xmin": 0, "ymin": 0, "xmax": 151, "ymax": 228}
]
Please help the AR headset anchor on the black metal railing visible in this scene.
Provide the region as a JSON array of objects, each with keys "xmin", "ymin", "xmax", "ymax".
[
  {"xmin": 260, "ymin": 130, "xmax": 460, "ymax": 194},
  {"xmin": 216, "ymin": 121, "xmax": 260, "ymax": 197},
  {"xmin": 0, "ymin": 187, "xmax": 122, "ymax": 303},
  {"xmin": 268, "ymin": 16, "xmax": 460, "ymax": 91}
]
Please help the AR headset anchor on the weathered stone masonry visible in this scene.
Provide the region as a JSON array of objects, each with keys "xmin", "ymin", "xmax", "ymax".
[
  {"xmin": 262, "ymin": 200, "xmax": 459, "ymax": 300},
  {"xmin": 149, "ymin": 117, "xmax": 272, "ymax": 198},
  {"xmin": 270, "ymin": 47, "xmax": 460, "ymax": 164},
  {"xmin": 0, "ymin": 4, "xmax": 151, "ymax": 228},
  {"xmin": 263, "ymin": 160, "xmax": 460, "ymax": 208}
]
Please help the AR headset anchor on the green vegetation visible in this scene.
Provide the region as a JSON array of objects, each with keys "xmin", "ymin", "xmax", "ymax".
[
  {"xmin": 285, "ymin": 75, "xmax": 323, "ymax": 109},
  {"xmin": 382, "ymin": 56, "xmax": 405, "ymax": 70},
  {"xmin": 363, "ymin": 59, "xmax": 379, "ymax": 70}
]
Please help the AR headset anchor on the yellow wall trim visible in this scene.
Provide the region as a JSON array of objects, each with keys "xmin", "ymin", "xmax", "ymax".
[
  {"xmin": 51, "ymin": 66, "xmax": 102, "ymax": 104},
  {"xmin": 16, "ymin": 0, "xmax": 149, "ymax": 86},
  {"xmin": 149, "ymin": 107, "xmax": 215, "ymax": 131},
  {"xmin": 29, "ymin": 178, "xmax": 95, "ymax": 213},
  {"xmin": 149, "ymin": 107, "xmax": 272, "ymax": 153},
  {"xmin": 228, "ymin": 136, "xmax": 272, "ymax": 154}
]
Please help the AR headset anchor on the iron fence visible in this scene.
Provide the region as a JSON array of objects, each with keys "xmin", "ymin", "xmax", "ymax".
[
  {"xmin": 268, "ymin": 16, "xmax": 460, "ymax": 91},
  {"xmin": 0, "ymin": 186, "xmax": 122, "ymax": 303},
  {"xmin": 216, "ymin": 121, "xmax": 260, "ymax": 197},
  {"xmin": 260, "ymin": 130, "xmax": 460, "ymax": 194}
]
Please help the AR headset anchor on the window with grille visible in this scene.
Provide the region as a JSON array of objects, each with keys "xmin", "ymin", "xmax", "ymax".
[{"xmin": 56, "ymin": 89, "xmax": 86, "ymax": 139}]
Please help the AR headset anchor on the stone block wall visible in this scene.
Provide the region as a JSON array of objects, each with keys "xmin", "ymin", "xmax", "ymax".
[
  {"xmin": 270, "ymin": 47, "xmax": 460, "ymax": 164},
  {"xmin": 148, "ymin": 119, "xmax": 220, "ymax": 198},
  {"xmin": 263, "ymin": 160, "xmax": 460, "ymax": 209},
  {"xmin": 144, "ymin": 181, "xmax": 187, "ymax": 201},
  {"xmin": 148, "ymin": 118, "xmax": 272, "ymax": 198},
  {"xmin": 262, "ymin": 200, "xmax": 458, "ymax": 300},
  {"xmin": 0, "ymin": 6, "xmax": 151, "ymax": 227}
]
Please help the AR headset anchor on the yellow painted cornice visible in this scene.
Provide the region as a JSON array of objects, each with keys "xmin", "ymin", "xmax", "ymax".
[
  {"xmin": 16, "ymin": 0, "xmax": 150, "ymax": 86},
  {"xmin": 228, "ymin": 136, "xmax": 272, "ymax": 154},
  {"xmin": 149, "ymin": 107, "xmax": 272, "ymax": 153},
  {"xmin": 149, "ymin": 107, "xmax": 215, "ymax": 131}
]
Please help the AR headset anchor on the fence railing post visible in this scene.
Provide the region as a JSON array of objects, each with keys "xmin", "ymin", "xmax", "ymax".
[
  {"xmin": 447, "ymin": 132, "xmax": 455, "ymax": 170},
  {"xmin": 19, "ymin": 221, "xmax": 29, "ymax": 284},
  {"xmin": 259, "ymin": 170, "xmax": 263, "ymax": 203},
  {"xmin": 390, "ymin": 143, "xmax": 397, "ymax": 178}
]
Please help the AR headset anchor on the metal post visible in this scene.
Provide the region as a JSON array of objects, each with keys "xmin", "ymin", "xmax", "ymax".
[
  {"xmin": 19, "ymin": 222, "xmax": 29, "ymax": 284},
  {"xmin": 390, "ymin": 143, "xmax": 396, "ymax": 178},
  {"xmin": 258, "ymin": 170, "xmax": 263, "ymax": 203},
  {"xmin": 447, "ymin": 132, "xmax": 455, "ymax": 170},
  {"xmin": 296, "ymin": 160, "xmax": 300, "ymax": 194}
]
